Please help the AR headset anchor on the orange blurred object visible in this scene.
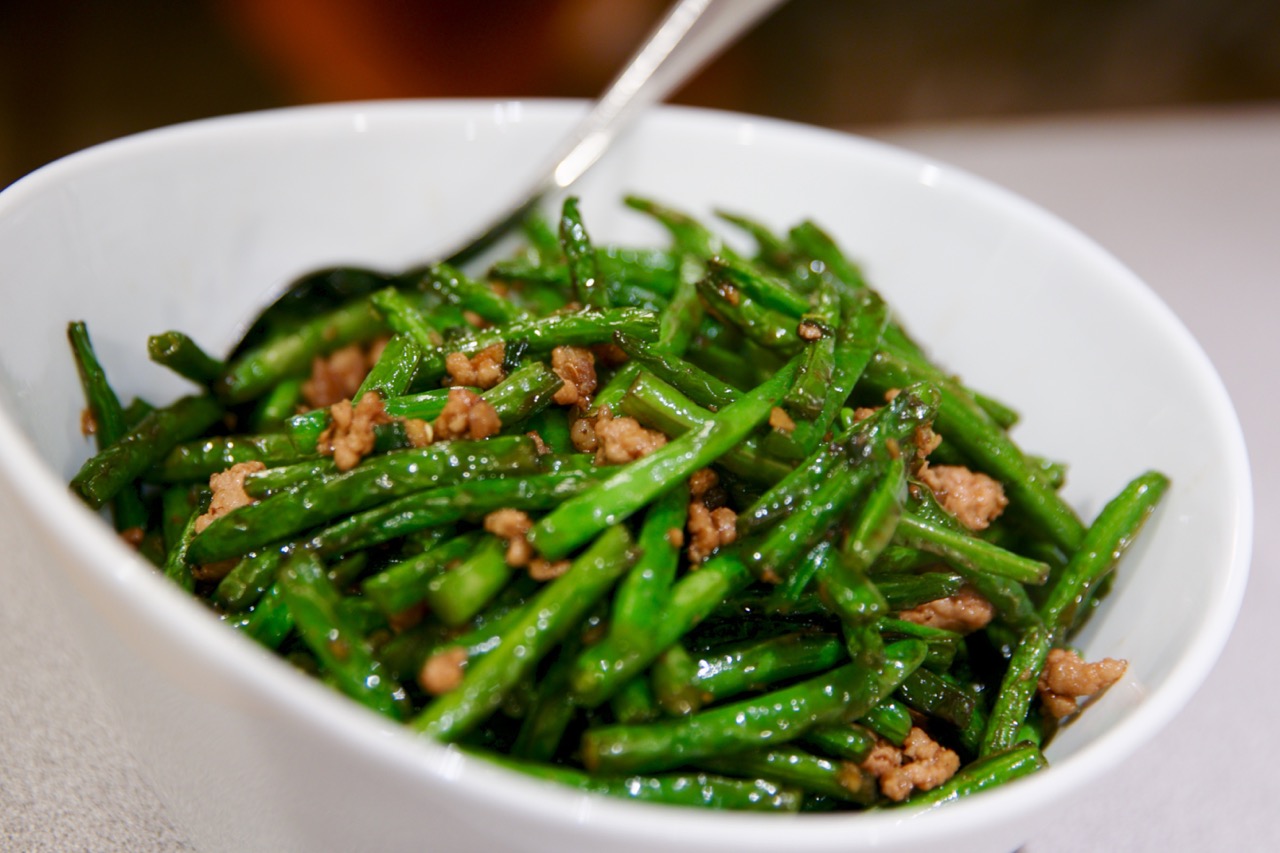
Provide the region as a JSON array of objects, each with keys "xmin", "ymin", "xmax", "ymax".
[{"xmin": 219, "ymin": 0, "xmax": 676, "ymax": 103}]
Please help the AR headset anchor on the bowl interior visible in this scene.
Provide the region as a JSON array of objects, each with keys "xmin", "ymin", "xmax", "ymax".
[{"xmin": 0, "ymin": 101, "xmax": 1251, "ymax": 851}]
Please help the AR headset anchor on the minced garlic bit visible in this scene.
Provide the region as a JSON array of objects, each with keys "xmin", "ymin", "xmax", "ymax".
[
  {"xmin": 1037, "ymin": 647, "xmax": 1128, "ymax": 719},
  {"xmin": 195, "ymin": 460, "xmax": 266, "ymax": 534},
  {"xmin": 444, "ymin": 342, "xmax": 506, "ymax": 390},
  {"xmin": 897, "ymin": 586, "xmax": 996, "ymax": 634},
  {"xmin": 551, "ymin": 345, "xmax": 598, "ymax": 407},
  {"xmin": 918, "ymin": 463, "xmax": 1008, "ymax": 531},
  {"xmin": 433, "ymin": 388, "xmax": 501, "ymax": 441},
  {"xmin": 318, "ymin": 391, "xmax": 393, "ymax": 472},
  {"xmin": 859, "ymin": 728, "xmax": 961, "ymax": 802}
]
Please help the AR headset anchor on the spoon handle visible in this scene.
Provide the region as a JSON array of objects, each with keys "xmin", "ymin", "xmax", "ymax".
[{"xmin": 447, "ymin": 0, "xmax": 787, "ymax": 265}]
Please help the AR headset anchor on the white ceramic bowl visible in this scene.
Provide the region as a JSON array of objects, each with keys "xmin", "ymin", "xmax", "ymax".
[{"xmin": 0, "ymin": 101, "xmax": 1251, "ymax": 853}]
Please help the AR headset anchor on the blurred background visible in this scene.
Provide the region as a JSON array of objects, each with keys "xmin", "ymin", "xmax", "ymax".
[{"xmin": 2, "ymin": 0, "xmax": 1279, "ymax": 189}]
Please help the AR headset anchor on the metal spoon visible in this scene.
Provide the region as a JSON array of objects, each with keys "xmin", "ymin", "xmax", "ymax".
[{"xmin": 232, "ymin": 0, "xmax": 787, "ymax": 354}]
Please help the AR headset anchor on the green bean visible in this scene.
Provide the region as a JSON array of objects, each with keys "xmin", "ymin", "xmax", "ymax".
[
  {"xmin": 802, "ymin": 723, "xmax": 880, "ymax": 763},
  {"xmin": 354, "ymin": 333, "xmax": 421, "ymax": 399},
  {"xmin": 581, "ymin": 639, "xmax": 926, "ymax": 775},
  {"xmin": 278, "ymin": 551, "xmax": 407, "ymax": 720},
  {"xmin": 863, "ymin": 348, "xmax": 1084, "ymax": 553},
  {"xmin": 361, "ymin": 531, "xmax": 484, "ymax": 616},
  {"xmin": 414, "ymin": 307, "xmax": 659, "ymax": 387},
  {"xmin": 147, "ymin": 331, "xmax": 225, "ymax": 386},
  {"xmin": 213, "ymin": 548, "xmax": 284, "ymax": 612},
  {"xmin": 559, "ymin": 196, "xmax": 607, "ymax": 309},
  {"xmin": 1039, "ymin": 471, "xmax": 1169, "ymax": 642},
  {"xmin": 894, "ymin": 511, "xmax": 1050, "ymax": 586},
  {"xmin": 608, "ymin": 483, "xmax": 688, "ymax": 644},
  {"xmin": 856, "ymin": 697, "xmax": 914, "ymax": 745},
  {"xmin": 413, "ymin": 525, "xmax": 635, "ymax": 741},
  {"xmin": 571, "ymin": 552, "xmax": 754, "ymax": 708},
  {"xmin": 877, "ymin": 572, "xmax": 967, "ymax": 611},
  {"xmin": 700, "ymin": 747, "xmax": 877, "ymax": 805},
  {"xmin": 418, "ymin": 262, "xmax": 527, "ymax": 325},
  {"xmin": 423, "ymin": 535, "xmax": 514, "ymax": 627},
  {"xmin": 187, "ymin": 436, "xmax": 541, "ymax": 563},
  {"xmin": 613, "ymin": 331, "xmax": 740, "ymax": 410},
  {"xmin": 690, "ymin": 633, "xmax": 847, "ymax": 704},
  {"xmin": 617, "ymin": 371, "xmax": 790, "ymax": 484},
  {"xmin": 651, "ymin": 643, "xmax": 704, "ymax": 716},
  {"xmin": 530, "ymin": 359, "xmax": 799, "ymax": 561},
  {"xmin": 305, "ymin": 469, "xmax": 604, "ymax": 559},
  {"xmin": 67, "ymin": 321, "xmax": 150, "ymax": 531},
  {"xmin": 479, "ymin": 753, "xmax": 802, "ymax": 812},
  {"xmin": 71, "ymin": 394, "xmax": 225, "ymax": 510},
  {"xmin": 907, "ymin": 743, "xmax": 1047, "ymax": 807},
  {"xmin": 217, "ymin": 296, "xmax": 386, "ymax": 403}
]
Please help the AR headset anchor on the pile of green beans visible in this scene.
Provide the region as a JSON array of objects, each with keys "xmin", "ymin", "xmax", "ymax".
[{"xmin": 66, "ymin": 196, "xmax": 1167, "ymax": 814}]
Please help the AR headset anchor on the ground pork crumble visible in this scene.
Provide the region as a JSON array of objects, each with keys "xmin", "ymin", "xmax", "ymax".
[
  {"xmin": 551, "ymin": 345, "xmax": 598, "ymax": 407},
  {"xmin": 318, "ymin": 392, "xmax": 393, "ymax": 472},
  {"xmin": 482, "ymin": 508, "xmax": 570, "ymax": 581},
  {"xmin": 419, "ymin": 645, "xmax": 468, "ymax": 695},
  {"xmin": 301, "ymin": 339, "xmax": 387, "ymax": 410},
  {"xmin": 194, "ymin": 460, "xmax": 266, "ymax": 534},
  {"xmin": 1037, "ymin": 647, "xmax": 1128, "ymax": 719},
  {"xmin": 897, "ymin": 585, "xmax": 996, "ymax": 634},
  {"xmin": 859, "ymin": 727, "xmax": 961, "ymax": 802},
  {"xmin": 433, "ymin": 388, "xmax": 501, "ymax": 441},
  {"xmin": 572, "ymin": 406, "xmax": 667, "ymax": 465},
  {"xmin": 918, "ymin": 462, "xmax": 1008, "ymax": 531},
  {"xmin": 685, "ymin": 468, "xmax": 736, "ymax": 565},
  {"xmin": 445, "ymin": 342, "xmax": 506, "ymax": 389}
]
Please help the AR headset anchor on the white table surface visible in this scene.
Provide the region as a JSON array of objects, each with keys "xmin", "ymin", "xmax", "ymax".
[{"xmin": 2, "ymin": 105, "xmax": 1276, "ymax": 851}]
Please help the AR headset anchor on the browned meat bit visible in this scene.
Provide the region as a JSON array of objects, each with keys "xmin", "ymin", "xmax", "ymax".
[
  {"xmin": 551, "ymin": 345, "xmax": 598, "ymax": 407},
  {"xmin": 318, "ymin": 392, "xmax": 393, "ymax": 471},
  {"xmin": 190, "ymin": 559, "xmax": 238, "ymax": 584},
  {"xmin": 526, "ymin": 431, "xmax": 552, "ymax": 455},
  {"xmin": 918, "ymin": 463, "xmax": 1008, "ymax": 531},
  {"xmin": 528, "ymin": 558, "xmax": 571, "ymax": 581},
  {"xmin": 852, "ymin": 406, "xmax": 879, "ymax": 422},
  {"xmin": 444, "ymin": 342, "xmax": 506, "ymax": 390},
  {"xmin": 912, "ymin": 425, "xmax": 942, "ymax": 459},
  {"xmin": 769, "ymin": 406, "xmax": 796, "ymax": 433},
  {"xmin": 592, "ymin": 407, "xmax": 667, "ymax": 465},
  {"xmin": 484, "ymin": 508, "xmax": 534, "ymax": 567},
  {"xmin": 302, "ymin": 343, "xmax": 373, "ymax": 409},
  {"xmin": 591, "ymin": 342, "xmax": 630, "ymax": 368},
  {"xmin": 797, "ymin": 321, "xmax": 824, "ymax": 341},
  {"xmin": 897, "ymin": 585, "xmax": 996, "ymax": 634},
  {"xmin": 860, "ymin": 728, "xmax": 961, "ymax": 802},
  {"xmin": 665, "ymin": 527, "xmax": 685, "ymax": 548},
  {"xmin": 433, "ymin": 388, "xmax": 501, "ymax": 441},
  {"xmin": 462, "ymin": 310, "xmax": 488, "ymax": 329},
  {"xmin": 402, "ymin": 418, "xmax": 434, "ymax": 447},
  {"xmin": 689, "ymin": 468, "xmax": 719, "ymax": 500},
  {"xmin": 684, "ymin": 469, "xmax": 736, "ymax": 565},
  {"xmin": 387, "ymin": 601, "xmax": 428, "ymax": 633},
  {"xmin": 195, "ymin": 460, "xmax": 267, "ymax": 533},
  {"xmin": 118, "ymin": 527, "xmax": 145, "ymax": 549},
  {"xmin": 419, "ymin": 645, "xmax": 468, "ymax": 695},
  {"xmin": 80, "ymin": 408, "xmax": 98, "ymax": 436},
  {"xmin": 686, "ymin": 502, "xmax": 737, "ymax": 565},
  {"xmin": 1037, "ymin": 647, "xmax": 1128, "ymax": 719}
]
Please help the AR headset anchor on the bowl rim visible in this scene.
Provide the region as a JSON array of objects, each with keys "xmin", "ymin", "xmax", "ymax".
[{"xmin": 0, "ymin": 98, "xmax": 1254, "ymax": 847}]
